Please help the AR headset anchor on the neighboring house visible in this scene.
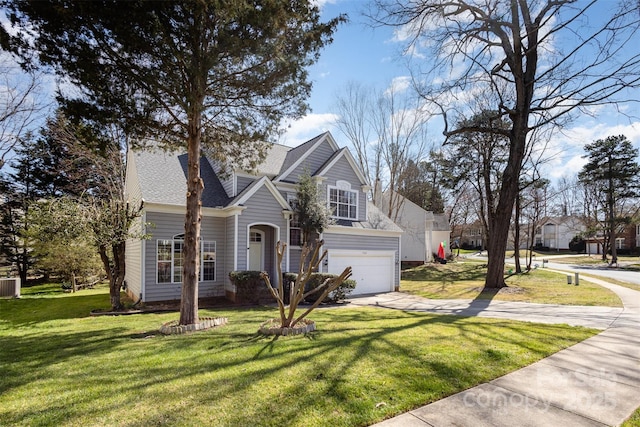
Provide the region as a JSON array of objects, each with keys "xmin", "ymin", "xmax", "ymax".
[
  {"xmin": 456, "ymin": 220, "xmax": 485, "ymax": 250},
  {"xmin": 123, "ymin": 132, "xmax": 402, "ymax": 303},
  {"xmin": 376, "ymin": 191, "xmax": 451, "ymax": 266},
  {"xmin": 533, "ymin": 216, "xmax": 585, "ymax": 250},
  {"xmin": 588, "ymin": 222, "xmax": 640, "ymax": 255},
  {"xmin": 618, "ymin": 222, "xmax": 639, "ymax": 252}
]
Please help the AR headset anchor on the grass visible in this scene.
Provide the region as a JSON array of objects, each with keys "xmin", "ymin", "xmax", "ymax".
[
  {"xmin": 0, "ymin": 283, "xmax": 598, "ymax": 427},
  {"xmin": 548, "ymin": 254, "xmax": 640, "ymax": 267},
  {"xmin": 527, "ymin": 255, "xmax": 640, "ymax": 292},
  {"xmin": 623, "ymin": 407, "xmax": 640, "ymax": 427},
  {"xmin": 401, "ymin": 261, "xmax": 622, "ymax": 307}
]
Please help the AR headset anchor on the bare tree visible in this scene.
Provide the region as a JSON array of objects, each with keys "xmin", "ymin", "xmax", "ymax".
[
  {"xmin": 49, "ymin": 114, "xmax": 145, "ymax": 310},
  {"xmin": 446, "ymin": 184, "xmax": 477, "ymax": 255},
  {"xmin": 371, "ymin": 0, "xmax": 640, "ymax": 288},
  {"xmin": 0, "ymin": 59, "xmax": 49, "ymax": 168},
  {"xmin": 334, "ymin": 82, "xmax": 381, "ymax": 197},
  {"xmin": 261, "ymin": 240, "xmax": 351, "ymax": 330},
  {"xmin": 334, "ymin": 80, "xmax": 430, "ymax": 221},
  {"xmin": 518, "ymin": 174, "xmax": 550, "ymax": 270}
]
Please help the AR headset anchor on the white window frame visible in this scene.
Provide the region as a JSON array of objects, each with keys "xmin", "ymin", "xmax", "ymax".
[
  {"xmin": 328, "ymin": 180, "xmax": 358, "ymax": 221},
  {"xmin": 287, "ymin": 193, "xmax": 303, "ymax": 247},
  {"xmin": 156, "ymin": 235, "xmax": 216, "ymax": 283},
  {"xmin": 201, "ymin": 241, "xmax": 216, "ymax": 282}
]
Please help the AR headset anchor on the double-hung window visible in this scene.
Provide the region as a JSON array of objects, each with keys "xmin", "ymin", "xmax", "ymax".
[
  {"xmin": 157, "ymin": 235, "xmax": 216, "ymax": 283},
  {"xmin": 288, "ymin": 194, "xmax": 303, "ymax": 246},
  {"xmin": 328, "ymin": 181, "xmax": 358, "ymax": 220}
]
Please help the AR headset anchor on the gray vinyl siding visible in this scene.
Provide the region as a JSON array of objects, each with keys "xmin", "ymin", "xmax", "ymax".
[
  {"xmin": 236, "ymin": 176, "xmax": 255, "ymax": 194},
  {"xmin": 288, "ymin": 247, "xmax": 302, "ymax": 273},
  {"xmin": 211, "ymin": 159, "xmax": 234, "ymax": 197},
  {"xmin": 322, "ymin": 232, "xmax": 400, "ymax": 286},
  {"xmin": 288, "ymin": 139, "xmax": 335, "ymax": 181},
  {"xmin": 220, "ymin": 177, "xmax": 234, "ymax": 198},
  {"xmin": 225, "ymin": 215, "xmax": 236, "ymax": 292},
  {"xmin": 124, "ymin": 216, "xmax": 143, "ymax": 299},
  {"xmin": 143, "ymin": 211, "xmax": 226, "ymax": 302},
  {"xmin": 124, "ymin": 151, "xmax": 143, "ymax": 205},
  {"xmin": 322, "ymin": 156, "xmax": 367, "ymax": 222},
  {"xmin": 236, "ymin": 185, "xmax": 288, "ymax": 277}
]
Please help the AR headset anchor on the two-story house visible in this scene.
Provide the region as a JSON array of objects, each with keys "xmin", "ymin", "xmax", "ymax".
[
  {"xmin": 123, "ymin": 132, "xmax": 402, "ymax": 303},
  {"xmin": 533, "ymin": 216, "xmax": 586, "ymax": 250}
]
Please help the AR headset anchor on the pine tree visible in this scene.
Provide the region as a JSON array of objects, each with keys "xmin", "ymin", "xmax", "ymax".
[
  {"xmin": 7, "ymin": 1, "xmax": 343, "ymax": 325},
  {"xmin": 578, "ymin": 135, "xmax": 640, "ymax": 264}
]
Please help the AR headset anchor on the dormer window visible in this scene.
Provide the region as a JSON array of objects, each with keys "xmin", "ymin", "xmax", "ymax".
[{"xmin": 328, "ymin": 180, "xmax": 358, "ymax": 220}]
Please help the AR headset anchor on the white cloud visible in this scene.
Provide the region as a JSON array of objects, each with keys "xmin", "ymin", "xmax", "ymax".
[
  {"xmin": 542, "ymin": 120, "xmax": 640, "ymax": 181},
  {"xmin": 278, "ymin": 113, "xmax": 339, "ymax": 147},
  {"xmin": 384, "ymin": 76, "xmax": 411, "ymax": 96},
  {"xmin": 311, "ymin": 0, "xmax": 338, "ymax": 9}
]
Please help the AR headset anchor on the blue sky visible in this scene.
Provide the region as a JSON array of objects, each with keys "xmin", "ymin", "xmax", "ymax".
[
  {"xmin": 280, "ymin": 0, "xmax": 640, "ymax": 184},
  {"xmin": 2, "ymin": 1, "xmax": 638, "ymax": 184}
]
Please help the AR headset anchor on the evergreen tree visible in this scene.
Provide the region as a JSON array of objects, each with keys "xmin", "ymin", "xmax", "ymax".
[
  {"xmin": 578, "ymin": 135, "xmax": 640, "ymax": 264},
  {"xmin": 441, "ymin": 111, "xmax": 511, "ymax": 252},
  {"xmin": 397, "ymin": 157, "xmax": 445, "ymax": 213},
  {"xmin": 0, "ymin": 134, "xmax": 42, "ymax": 284},
  {"xmin": 294, "ymin": 172, "xmax": 332, "ymax": 245},
  {"xmin": 7, "ymin": 1, "xmax": 342, "ymax": 325}
]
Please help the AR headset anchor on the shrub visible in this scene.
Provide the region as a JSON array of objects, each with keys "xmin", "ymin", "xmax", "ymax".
[
  {"xmin": 228, "ymin": 271, "xmax": 272, "ymax": 304},
  {"xmin": 569, "ymin": 235, "xmax": 586, "ymax": 253},
  {"xmin": 282, "ymin": 272, "xmax": 355, "ymax": 303}
]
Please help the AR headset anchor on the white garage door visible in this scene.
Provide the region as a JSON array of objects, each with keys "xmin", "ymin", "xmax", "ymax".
[{"xmin": 328, "ymin": 250, "xmax": 395, "ymax": 295}]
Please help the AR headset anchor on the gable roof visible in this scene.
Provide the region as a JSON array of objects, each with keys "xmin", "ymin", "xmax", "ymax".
[
  {"xmin": 227, "ymin": 175, "xmax": 290, "ymax": 210},
  {"xmin": 127, "ymin": 131, "xmax": 369, "ymax": 210},
  {"xmin": 314, "ymin": 147, "xmax": 369, "ymax": 186},
  {"xmin": 254, "ymin": 143, "xmax": 291, "ymax": 176},
  {"xmin": 274, "ymin": 132, "xmax": 339, "ymax": 182},
  {"xmin": 131, "ymin": 148, "xmax": 230, "ymax": 208}
]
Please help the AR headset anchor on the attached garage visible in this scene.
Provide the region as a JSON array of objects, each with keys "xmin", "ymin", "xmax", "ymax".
[{"xmin": 327, "ymin": 250, "xmax": 395, "ymax": 295}]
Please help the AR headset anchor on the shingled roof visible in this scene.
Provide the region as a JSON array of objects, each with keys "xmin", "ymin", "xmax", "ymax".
[{"xmin": 131, "ymin": 148, "xmax": 230, "ymax": 208}]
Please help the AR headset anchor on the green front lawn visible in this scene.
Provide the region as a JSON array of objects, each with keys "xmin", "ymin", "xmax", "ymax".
[
  {"xmin": 0, "ymin": 283, "xmax": 597, "ymax": 426},
  {"xmin": 401, "ymin": 262, "xmax": 622, "ymax": 307},
  {"xmin": 623, "ymin": 406, "xmax": 640, "ymax": 427}
]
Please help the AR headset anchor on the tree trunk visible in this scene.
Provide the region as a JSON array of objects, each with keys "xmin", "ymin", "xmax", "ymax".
[
  {"xmin": 608, "ymin": 173, "xmax": 618, "ymax": 265},
  {"xmin": 17, "ymin": 250, "xmax": 28, "ymax": 285},
  {"xmin": 513, "ymin": 195, "xmax": 522, "ymax": 273},
  {"xmin": 98, "ymin": 243, "xmax": 124, "ymax": 311},
  {"xmin": 110, "ymin": 241, "xmax": 125, "ymax": 311},
  {"xmin": 179, "ymin": 108, "xmax": 203, "ymax": 326},
  {"xmin": 485, "ymin": 211, "xmax": 511, "ymax": 288},
  {"xmin": 484, "ymin": 128, "xmax": 528, "ymax": 288}
]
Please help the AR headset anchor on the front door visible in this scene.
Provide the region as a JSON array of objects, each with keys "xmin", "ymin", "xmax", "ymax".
[{"xmin": 249, "ymin": 230, "xmax": 264, "ymax": 271}]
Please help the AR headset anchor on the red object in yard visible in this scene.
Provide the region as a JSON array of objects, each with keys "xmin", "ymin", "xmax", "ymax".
[{"xmin": 437, "ymin": 242, "xmax": 445, "ymax": 259}]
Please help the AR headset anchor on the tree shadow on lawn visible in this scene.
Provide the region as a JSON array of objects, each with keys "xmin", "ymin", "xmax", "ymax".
[
  {"xmin": 0, "ymin": 327, "xmax": 130, "ymax": 393},
  {"xmin": 402, "ymin": 263, "xmax": 487, "ymax": 283},
  {"xmin": 0, "ymin": 303, "xmax": 592, "ymax": 427},
  {"xmin": 203, "ymin": 308, "xmax": 583, "ymax": 427}
]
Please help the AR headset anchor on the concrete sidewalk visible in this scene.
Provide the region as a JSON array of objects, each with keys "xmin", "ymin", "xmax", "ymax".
[
  {"xmin": 349, "ymin": 277, "xmax": 640, "ymax": 426},
  {"xmin": 348, "ymin": 292, "xmax": 623, "ymax": 330}
]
